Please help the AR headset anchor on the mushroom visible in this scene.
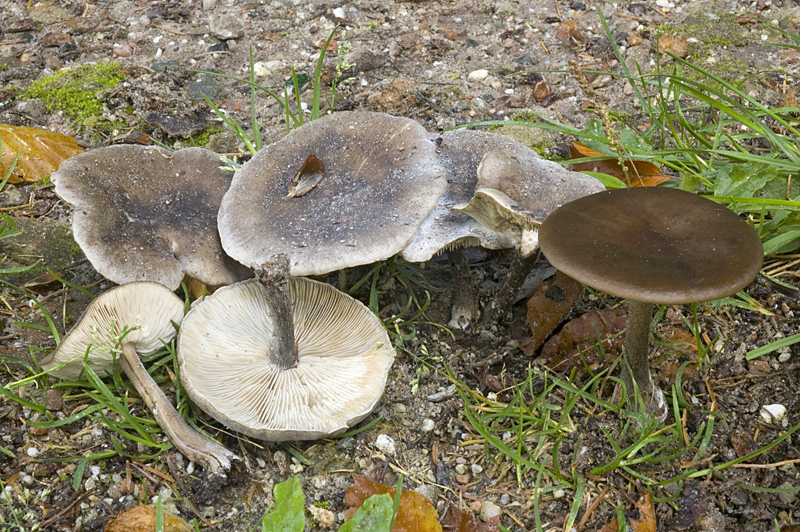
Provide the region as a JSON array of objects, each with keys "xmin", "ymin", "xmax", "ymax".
[
  {"xmin": 39, "ymin": 282, "xmax": 240, "ymax": 478},
  {"xmin": 176, "ymin": 266, "xmax": 394, "ymax": 441},
  {"xmin": 400, "ymin": 130, "xmax": 517, "ymax": 329},
  {"xmin": 455, "ymin": 146, "xmax": 604, "ymax": 322},
  {"xmin": 538, "ymin": 187, "xmax": 763, "ymax": 415},
  {"xmin": 51, "ymin": 145, "xmax": 251, "ymax": 291},
  {"xmin": 217, "ymin": 111, "xmax": 447, "ymax": 276}
]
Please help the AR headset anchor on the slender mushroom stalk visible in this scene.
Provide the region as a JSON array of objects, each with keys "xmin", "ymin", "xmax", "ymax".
[
  {"xmin": 39, "ymin": 282, "xmax": 240, "ymax": 479},
  {"xmin": 117, "ymin": 342, "xmax": 239, "ymax": 476},
  {"xmin": 539, "ymin": 188, "xmax": 763, "ymax": 418}
]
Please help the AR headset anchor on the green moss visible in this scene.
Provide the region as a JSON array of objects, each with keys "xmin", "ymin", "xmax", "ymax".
[{"xmin": 23, "ymin": 62, "xmax": 126, "ymax": 124}]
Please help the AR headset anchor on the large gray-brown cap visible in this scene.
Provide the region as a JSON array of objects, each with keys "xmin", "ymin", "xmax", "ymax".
[
  {"xmin": 52, "ymin": 145, "xmax": 251, "ymax": 290},
  {"xmin": 218, "ymin": 112, "xmax": 447, "ymax": 276},
  {"xmin": 456, "ymin": 147, "xmax": 605, "ymax": 257},
  {"xmin": 538, "ymin": 187, "xmax": 763, "ymax": 304},
  {"xmin": 39, "ymin": 282, "xmax": 184, "ymax": 380},
  {"xmin": 177, "ymin": 277, "xmax": 394, "ymax": 441},
  {"xmin": 401, "ymin": 130, "xmax": 517, "ymax": 262}
]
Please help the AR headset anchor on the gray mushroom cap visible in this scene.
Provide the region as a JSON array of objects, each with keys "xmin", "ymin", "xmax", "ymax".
[
  {"xmin": 539, "ymin": 187, "xmax": 764, "ymax": 304},
  {"xmin": 218, "ymin": 112, "xmax": 447, "ymax": 276},
  {"xmin": 401, "ymin": 130, "xmax": 517, "ymax": 262},
  {"xmin": 456, "ymin": 147, "xmax": 605, "ymax": 256},
  {"xmin": 52, "ymin": 145, "xmax": 251, "ymax": 290},
  {"xmin": 39, "ymin": 282, "xmax": 184, "ymax": 381},
  {"xmin": 177, "ymin": 277, "xmax": 394, "ymax": 441}
]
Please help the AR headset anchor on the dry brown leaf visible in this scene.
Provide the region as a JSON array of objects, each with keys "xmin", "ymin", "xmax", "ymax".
[
  {"xmin": 630, "ymin": 492, "xmax": 656, "ymax": 532},
  {"xmin": 659, "ymin": 327, "xmax": 698, "ymax": 352},
  {"xmin": 440, "ymin": 504, "xmax": 496, "ymax": 532},
  {"xmin": 570, "ymin": 142, "xmax": 671, "ymax": 187},
  {"xmin": 657, "ymin": 34, "xmax": 689, "ymax": 58},
  {"xmin": 344, "ymin": 475, "xmax": 443, "ymax": 532},
  {"xmin": 104, "ymin": 505, "xmax": 192, "ymax": 532},
  {"xmin": 520, "ymin": 272, "xmax": 583, "ymax": 356},
  {"xmin": 1, "ymin": 124, "xmax": 83, "ymax": 183},
  {"xmin": 539, "ymin": 308, "xmax": 628, "ymax": 372}
]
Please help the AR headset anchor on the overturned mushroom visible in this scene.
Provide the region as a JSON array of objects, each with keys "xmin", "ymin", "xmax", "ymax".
[
  {"xmin": 218, "ymin": 111, "xmax": 447, "ymax": 276},
  {"xmin": 177, "ymin": 262, "xmax": 394, "ymax": 441},
  {"xmin": 539, "ymin": 188, "xmax": 763, "ymax": 416},
  {"xmin": 456, "ymin": 145, "xmax": 604, "ymax": 322},
  {"xmin": 51, "ymin": 145, "xmax": 251, "ymax": 290},
  {"xmin": 39, "ymin": 282, "xmax": 240, "ymax": 478}
]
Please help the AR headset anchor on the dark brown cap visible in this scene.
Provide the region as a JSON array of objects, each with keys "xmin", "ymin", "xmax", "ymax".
[{"xmin": 539, "ymin": 187, "xmax": 763, "ymax": 304}]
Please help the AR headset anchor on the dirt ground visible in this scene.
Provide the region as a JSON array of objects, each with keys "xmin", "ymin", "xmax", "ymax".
[{"xmin": 2, "ymin": 0, "xmax": 800, "ymax": 530}]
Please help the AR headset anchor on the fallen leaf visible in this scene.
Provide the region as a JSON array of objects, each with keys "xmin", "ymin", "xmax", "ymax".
[
  {"xmin": 539, "ymin": 308, "xmax": 628, "ymax": 372},
  {"xmin": 314, "ymin": 38, "xmax": 338, "ymax": 51},
  {"xmin": 520, "ymin": 272, "xmax": 583, "ymax": 356},
  {"xmin": 659, "ymin": 327, "xmax": 698, "ymax": 352},
  {"xmin": 287, "ymin": 154, "xmax": 325, "ymax": 198},
  {"xmin": 344, "ymin": 475, "xmax": 443, "ymax": 532},
  {"xmin": 1, "ymin": 124, "xmax": 83, "ymax": 183},
  {"xmin": 630, "ymin": 492, "xmax": 656, "ymax": 532},
  {"xmin": 570, "ymin": 142, "xmax": 671, "ymax": 187},
  {"xmin": 527, "ymin": 73, "xmax": 551, "ymax": 102},
  {"xmin": 104, "ymin": 505, "xmax": 192, "ymax": 532},
  {"xmin": 441, "ymin": 504, "xmax": 496, "ymax": 532},
  {"xmin": 730, "ymin": 431, "xmax": 759, "ymax": 458}
]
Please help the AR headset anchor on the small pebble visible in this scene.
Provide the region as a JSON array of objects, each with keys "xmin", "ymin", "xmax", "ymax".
[
  {"xmin": 374, "ymin": 434, "xmax": 397, "ymax": 455},
  {"xmin": 480, "ymin": 501, "xmax": 502, "ymax": 521},
  {"xmin": 456, "ymin": 474, "xmax": 470, "ymax": 485},
  {"xmin": 760, "ymin": 404, "xmax": 787, "ymax": 423},
  {"xmin": 471, "ymin": 464, "xmax": 483, "ymax": 475},
  {"xmin": 421, "ymin": 419, "xmax": 436, "ymax": 432},
  {"xmin": 256, "ymin": 458, "xmax": 266, "ymax": 468},
  {"xmin": 553, "ymin": 489, "xmax": 566, "ymax": 499},
  {"xmin": 468, "ymin": 69, "xmax": 489, "ymax": 82},
  {"xmin": 456, "ymin": 464, "xmax": 467, "ymax": 475},
  {"xmin": 26, "ymin": 447, "xmax": 39, "ymax": 457}
]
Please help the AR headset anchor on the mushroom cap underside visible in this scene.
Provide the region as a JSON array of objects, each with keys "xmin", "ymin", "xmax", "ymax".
[
  {"xmin": 52, "ymin": 145, "xmax": 250, "ymax": 290},
  {"xmin": 39, "ymin": 282, "xmax": 185, "ymax": 380},
  {"xmin": 538, "ymin": 187, "xmax": 763, "ymax": 304},
  {"xmin": 218, "ymin": 111, "xmax": 447, "ymax": 276},
  {"xmin": 176, "ymin": 277, "xmax": 394, "ymax": 441}
]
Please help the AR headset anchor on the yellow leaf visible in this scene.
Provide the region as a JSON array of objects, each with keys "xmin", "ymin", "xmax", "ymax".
[{"xmin": 1, "ymin": 123, "xmax": 83, "ymax": 183}]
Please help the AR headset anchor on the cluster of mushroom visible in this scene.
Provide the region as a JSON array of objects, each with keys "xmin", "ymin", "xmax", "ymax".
[{"xmin": 38, "ymin": 111, "xmax": 638, "ymax": 480}]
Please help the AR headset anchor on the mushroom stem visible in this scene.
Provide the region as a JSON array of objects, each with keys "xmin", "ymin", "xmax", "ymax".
[
  {"xmin": 118, "ymin": 342, "xmax": 240, "ymax": 477},
  {"xmin": 448, "ymin": 248, "xmax": 479, "ymax": 329},
  {"xmin": 485, "ymin": 250, "xmax": 540, "ymax": 324},
  {"xmin": 256, "ymin": 255, "xmax": 297, "ymax": 370},
  {"xmin": 622, "ymin": 300, "xmax": 665, "ymax": 417}
]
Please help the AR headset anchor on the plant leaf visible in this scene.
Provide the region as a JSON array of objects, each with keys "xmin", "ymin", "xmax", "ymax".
[
  {"xmin": 260, "ymin": 476, "xmax": 306, "ymax": 532},
  {"xmin": 344, "ymin": 475, "xmax": 442, "ymax": 532}
]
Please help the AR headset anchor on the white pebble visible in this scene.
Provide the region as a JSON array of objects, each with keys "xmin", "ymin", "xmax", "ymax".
[
  {"xmin": 91, "ymin": 466, "xmax": 101, "ymax": 476},
  {"xmin": 374, "ymin": 434, "xmax": 397, "ymax": 455},
  {"xmin": 480, "ymin": 501, "xmax": 502, "ymax": 521},
  {"xmin": 421, "ymin": 419, "xmax": 436, "ymax": 432},
  {"xmin": 26, "ymin": 447, "xmax": 39, "ymax": 457},
  {"xmin": 468, "ymin": 69, "xmax": 489, "ymax": 82},
  {"xmin": 760, "ymin": 404, "xmax": 787, "ymax": 422},
  {"xmin": 333, "ymin": 7, "xmax": 346, "ymax": 18}
]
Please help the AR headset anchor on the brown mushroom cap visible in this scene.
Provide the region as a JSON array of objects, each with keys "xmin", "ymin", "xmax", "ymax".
[
  {"xmin": 456, "ymin": 147, "xmax": 604, "ymax": 256},
  {"xmin": 401, "ymin": 130, "xmax": 518, "ymax": 262},
  {"xmin": 538, "ymin": 187, "xmax": 763, "ymax": 304},
  {"xmin": 218, "ymin": 111, "xmax": 447, "ymax": 276},
  {"xmin": 52, "ymin": 145, "xmax": 251, "ymax": 290},
  {"xmin": 176, "ymin": 277, "xmax": 394, "ymax": 441},
  {"xmin": 39, "ymin": 282, "xmax": 184, "ymax": 380}
]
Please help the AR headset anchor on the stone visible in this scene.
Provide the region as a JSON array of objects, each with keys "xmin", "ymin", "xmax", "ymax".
[
  {"xmin": 760, "ymin": 404, "xmax": 787, "ymax": 422},
  {"xmin": 480, "ymin": 501, "xmax": 502, "ymax": 521},
  {"xmin": 373, "ymin": 434, "xmax": 397, "ymax": 455}
]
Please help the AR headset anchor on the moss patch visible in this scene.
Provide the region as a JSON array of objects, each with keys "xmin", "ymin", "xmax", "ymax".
[{"xmin": 23, "ymin": 62, "xmax": 126, "ymax": 124}]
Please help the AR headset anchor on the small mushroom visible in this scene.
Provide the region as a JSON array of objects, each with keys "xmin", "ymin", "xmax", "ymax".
[
  {"xmin": 218, "ymin": 111, "xmax": 447, "ymax": 276},
  {"xmin": 400, "ymin": 130, "xmax": 517, "ymax": 329},
  {"xmin": 456, "ymin": 145, "xmax": 604, "ymax": 322},
  {"xmin": 177, "ymin": 271, "xmax": 394, "ymax": 441},
  {"xmin": 538, "ymin": 188, "xmax": 763, "ymax": 415},
  {"xmin": 39, "ymin": 282, "xmax": 240, "ymax": 479},
  {"xmin": 51, "ymin": 145, "xmax": 251, "ymax": 290}
]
